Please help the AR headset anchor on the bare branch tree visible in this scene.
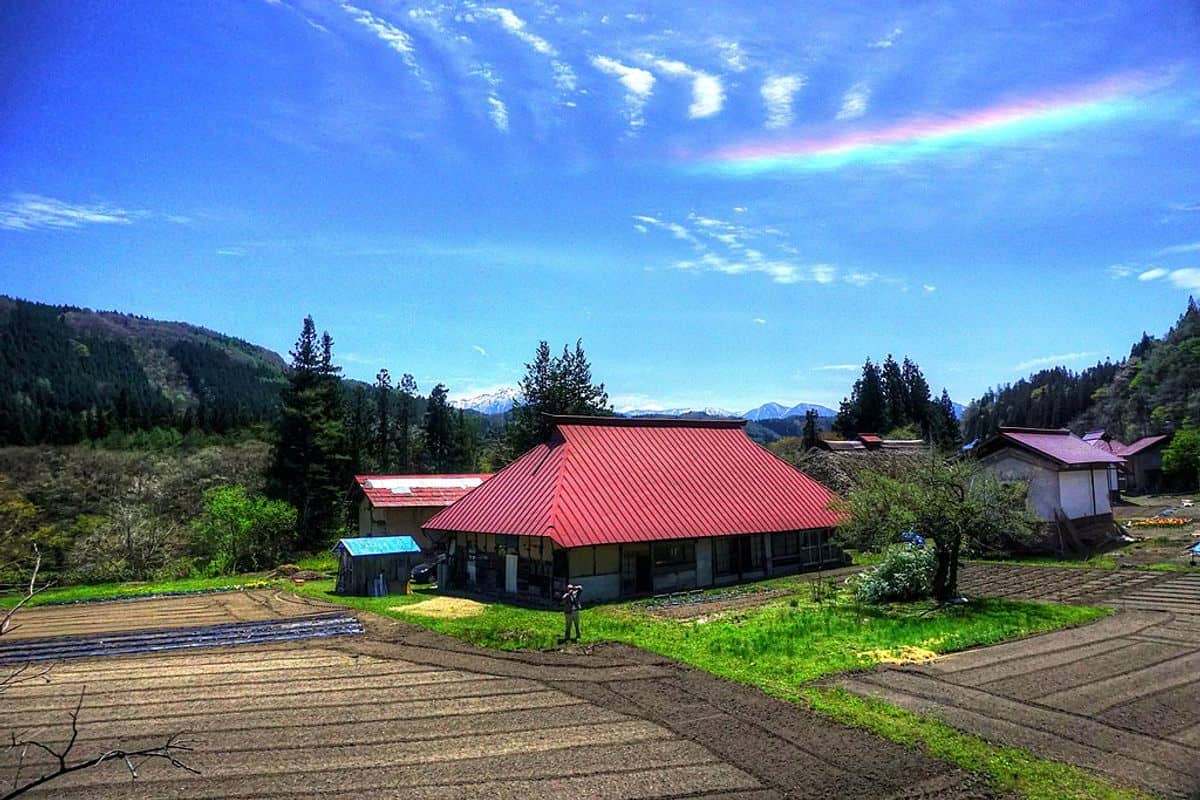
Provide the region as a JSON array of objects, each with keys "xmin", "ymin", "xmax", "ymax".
[
  {"xmin": 2, "ymin": 548, "xmax": 200, "ymax": 797},
  {"xmin": 3, "ymin": 688, "xmax": 199, "ymax": 799}
]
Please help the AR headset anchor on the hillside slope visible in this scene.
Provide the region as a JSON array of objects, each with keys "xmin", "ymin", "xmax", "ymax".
[{"xmin": 0, "ymin": 296, "xmax": 287, "ymax": 445}]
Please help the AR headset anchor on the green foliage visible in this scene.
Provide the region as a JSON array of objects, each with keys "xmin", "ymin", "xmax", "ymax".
[
  {"xmin": 853, "ymin": 544, "xmax": 937, "ymax": 603},
  {"xmin": 193, "ymin": 484, "xmax": 297, "ymax": 574},
  {"xmin": 1162, "ymin": 425, "xmax": 1200, "ymax": 488},
  {"xmin": 836, "ymin": 458, "xmax": 1039, "ymax": 601},
  {"xmin": 505, "ymin": 339, "xmax": 612, "ymax": 457}
]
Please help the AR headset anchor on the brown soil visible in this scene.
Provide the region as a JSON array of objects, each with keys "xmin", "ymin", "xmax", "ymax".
[
  {"xmin": 1, "ymin": 591, "xmax": 997, "ymax": 800},
  {"xmin": 839, "ymin": 564, "xmax": 1200, "ymax": 799}
]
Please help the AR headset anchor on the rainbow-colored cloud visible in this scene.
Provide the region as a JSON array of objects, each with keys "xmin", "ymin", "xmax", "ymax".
[{"xmin": 684, "ymin": 71, "xmax": 1175, "ymax": 175}]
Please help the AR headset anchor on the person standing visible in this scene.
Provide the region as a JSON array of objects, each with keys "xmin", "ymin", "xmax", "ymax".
[{"xmin": 561, "ymin": 583, "xmax": 582, "ymax": 642}]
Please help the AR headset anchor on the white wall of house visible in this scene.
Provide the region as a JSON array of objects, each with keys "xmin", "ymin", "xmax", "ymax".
[
  {"xmin": 981, "ymin": 453, "xmax": 1060, "ymax": 520},
  {"xmin": 1059, "ymin": 470, "xmax": 1095, "ymax": 518}
]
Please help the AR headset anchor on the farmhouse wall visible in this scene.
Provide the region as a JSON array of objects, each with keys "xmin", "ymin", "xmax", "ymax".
[
  {"xmin": 358, "ymin": 499, "xmax": 438, "ymax": 550},
  {"xmin": 982, "ymin": 453, "xmax": 1060, "ymax": 520}
]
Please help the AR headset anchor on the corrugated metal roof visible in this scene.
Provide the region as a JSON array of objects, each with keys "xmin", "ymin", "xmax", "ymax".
[
  {"xmin": 354, "ymin": 474, "xmax": 490, "ymax": 508},
  {"xmin": 332, "ymin": 536, "xmax": 422, "ymax": 557},
  {"xmin": 425, "ymin": 416, "xmax": 843, "ymax": 548},
  {"xmin": 988, "ymin": 427, "xmax": 1125, "ymax": 466},
  {"xmin": 1119, "ymin": 434, "xmax": 1170, "ymax": 457}
]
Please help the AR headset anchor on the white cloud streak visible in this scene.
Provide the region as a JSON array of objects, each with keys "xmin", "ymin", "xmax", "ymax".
[
  {"xmin": 1013, "ymin": 352, "xmax": 1099, "ymax": 371},
  {"xmin": 0, "ymin": 193, "xmax": 164, "ymax": 232},
  {"xmin": 647, "ymin": 56, "xmax": 724, "ymax": 119},
  {"xmin": 487, "ymin": 96, "xmax": 509, "ymax": 131},
  {"xmin": 812, "ymin": 364, "xmax": 859, "ymax": 372},
  {"xmin": 472, "ymin": 344, "xmax": 488, "ymax": 356},
  {"xmin": 1137, "ymin": 266, "xmax": 1200, "ymax": 291},
  {"xmin": 869, "ymin": 27, "xmax": 903, "ymax": 48},
  {"xmin": 761, "ymin": 74, "xmax": 806, "ymax": 129},
  {"xmin": 836, "ymin": 82, "xmax": 870, "ymax": 120},
  {"xmin": 1157, "ymin": 241, "xmax": 1200, "ymax": 256},
  {"xmin": 1138, "ymin": 267, "xmax": 1168, "ymax": 281},
  {"xmin": 753, "ymin": 318, "xmax": 766, "ymax": 324},
  {"xmin": 340, "ymin": 3, "xmax": 425, "ymax": 84},
  {"xmin": 591, "ymin": 55, "xmax": 655, "ymax": 130},
  {"xmin": 480, "ymin": 7, "xmax": 576, "ymax": 94}
]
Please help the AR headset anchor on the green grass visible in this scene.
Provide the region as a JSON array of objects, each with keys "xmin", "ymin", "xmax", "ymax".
[
  {"xmin": 290, "ymin": 576, "xmax": 1106, "ymax": 690},
  {"xmin": 0, "ymin": 573, "xmax": 279, "ymax": 607},
  {"xmin": 805, "ymin": 687, "xmax": 1152, "ymax": 800}
]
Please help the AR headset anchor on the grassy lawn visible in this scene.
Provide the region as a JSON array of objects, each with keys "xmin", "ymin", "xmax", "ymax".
[{"xmin": 0, "ymin": 573, "xmax": 280, "ymax": 607}]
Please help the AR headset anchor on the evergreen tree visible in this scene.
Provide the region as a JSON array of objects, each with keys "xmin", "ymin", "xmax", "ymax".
[
  {"xmin": 396, "ymin": 373, "xmax": 417, "ymax": 472},
  {"xmin": 801, "ymin": 408, "xmax": 820, "ymax": 450},
  {"xmin": 374, "ymin": 369, "xmax": 393, "ymax": 471},
  {"xmin": 834, "ymin": 359, "xmax": 887, "ymax": 437},
  {"xmin": 345, "ymin": 384, "xmax": 369, "ymax": 474},
  {"xmin": 506, "ymin": 339, "xmax": 611, "ymax": 456},
  {"xmin": 421, "ymin": 384, "xmax": 454, "ymax": 472},
  {"xmin": 901, "ymin": 357, "xmax": 932, "ymax": 433},
  {"xmin": 880, "ymin": 354, "xmax": 906, "ymax": 433},
  {"xmin": 267, "ymin": 316, "xmax": 351, "ymax": 551},
  {"xmin": 929, "ymin": 389, "xmax": 962, "ymax": 451}
]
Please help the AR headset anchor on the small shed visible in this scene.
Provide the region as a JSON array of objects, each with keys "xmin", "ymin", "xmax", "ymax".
[{"xmin": 332, "ymin": 536, "xmax": 422, "ymax": 596}]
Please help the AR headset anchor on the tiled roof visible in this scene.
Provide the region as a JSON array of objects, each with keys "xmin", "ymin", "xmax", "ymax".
[
  {"xmin": 424, "ymin": 415, "xmax": 843, "ymax": 548},
  {"xmin": 1119, "ymin": 434, "xmax": 1170, "ymax": 457},
  {"xmin": 355, "ymin": 474, "xmax": 490, "ymax": 508},
  {"xmin": 984, "ymin": 427, "xmax": 1125, "ymax": 467}
]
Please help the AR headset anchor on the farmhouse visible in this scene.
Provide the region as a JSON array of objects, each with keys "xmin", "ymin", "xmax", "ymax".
[
  {"xmin": 423, "ymin": 415, "xmax": 846, "ymax": 601},
  {"xmin": 975, "ymin": 427, "xmax": 1125, "ymax": 550},
  {"xmin": 1119, "ymin": 434, "xmax": 1170, "ymax": 494},
  {"xmin": 353, "ymin": 473, "xmax": 489, "ymax": 550}
]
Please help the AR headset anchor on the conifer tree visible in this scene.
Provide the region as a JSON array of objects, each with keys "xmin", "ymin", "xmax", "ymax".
[
  {"xmin": 267, "ymin": 316, "xmax": 351, "ymax": 551},
  {"xmin": 374, "ymin": 369, "xmax": 392, "ymax": 471},
  {"xmin": 506, "ymin": 339, "xmax": 611, "ymax": 457},
  {"xmin": 396, "ymin": 374, "xmax": 418, "ymax": 472},
  {"xmin": 801, "ymin": 408, "xmax": 820, "ymax": 450},
  {"xmin": 421, "ymin": 384, "xmax": 453, "ymax": 472}
]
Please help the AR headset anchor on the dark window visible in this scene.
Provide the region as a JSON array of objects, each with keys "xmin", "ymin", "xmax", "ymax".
[{"xmin": 652, "ymin": 540, "xmax": 695, "ymax": 572}]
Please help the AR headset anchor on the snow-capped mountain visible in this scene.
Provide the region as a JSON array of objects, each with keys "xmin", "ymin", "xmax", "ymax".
[
  {"xmin": 622, "ymin": 407, "xmax": 740, "ymax": 418},
  {"xmin": 742, "ymin": 402, "xmax": 790, "ymax": 421},
  {"xmin": 450, "ymin": 388, "xmax": 521, "ymax": 415},
  {"xmin": 743, "ymin": 401, "xmax": 837, "ymax": 420}
]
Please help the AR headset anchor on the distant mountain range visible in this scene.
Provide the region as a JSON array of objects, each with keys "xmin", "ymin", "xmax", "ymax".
[{"xmin": 449, "ymin": 389, "xmax": 840, "ymax": 421}]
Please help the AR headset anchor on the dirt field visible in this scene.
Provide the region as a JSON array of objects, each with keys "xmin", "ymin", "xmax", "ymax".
[
  {"xmin": 0, "ymin": 592, "xmax": 995, "ymax": 799},
  {"xmin": 840, "ymin": 563, "xmax": 1200, "ymax": 799}
]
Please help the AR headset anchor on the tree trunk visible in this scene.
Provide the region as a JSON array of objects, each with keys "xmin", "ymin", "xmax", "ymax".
[
  {"xmin": 945, "ymin": 533, "xmax": 962, "ymax": 600},
  {"xmin": 932, "ymin": 542, "xmax": 951, "ymax": 602}
]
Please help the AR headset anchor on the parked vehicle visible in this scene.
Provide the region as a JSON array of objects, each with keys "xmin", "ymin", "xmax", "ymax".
[{"xmin": 410, "ymin": 554, "xmax": 446, "ymax": 584}]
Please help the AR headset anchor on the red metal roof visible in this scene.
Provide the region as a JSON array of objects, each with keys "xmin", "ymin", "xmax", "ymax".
[
  {"xmin": 1084, "ymin": 435, "xmax": 1128, "ymax": 455},
  {"xmin": 355, "ymin": 474, "xmax": 490, "ymax": 509},
  {"xmin": 985, "ymin": 428, "xmax": 1125, "ymax": 467},
  {"xmin": 424, "ymin": 416, "xmax": 843, "ymax": 548},
  {"xmin": 1118, "ymin": 434, "xmax": 1170, "ymax": 457}
]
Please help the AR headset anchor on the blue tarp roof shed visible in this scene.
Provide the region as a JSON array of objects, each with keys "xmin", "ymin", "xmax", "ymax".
[{"xmin": 332, "ymin": 536, "xmax": 422, "ymax": 557}]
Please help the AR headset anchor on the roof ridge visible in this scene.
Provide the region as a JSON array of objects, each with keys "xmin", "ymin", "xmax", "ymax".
[
  {"xmin": 549, "ymin": 414, "xmax": 745, "ymax": 429},
  {"xmin": 545, "ymin": 435, "xmax": 567, "ymax": 541}
]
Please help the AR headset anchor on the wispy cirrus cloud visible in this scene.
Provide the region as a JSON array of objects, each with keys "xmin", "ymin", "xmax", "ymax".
[
  {"xmin": 339, "ymin": 2, "xmax": 426, "ymax": 86},
  {"xmin": 479, "ymin": 7, "xmax": 576, "ymax": 93},
  {"xmin": 472, "ymin": 344, "xmax": 488, "ymax": 356},
  {"xmin": 1157, "ymin": 241, "xmax": 1200, "ymax": 256},
  {"xmin": 591, "ymin": 55, "xmax": 655, "ymax": 131},
  {"xmin": 761, "ymin": 74, "xmax": 807, "ymax": 129},
  {"xmin": 812, "ymin": 364, "xmax": 859, "ymax": 371},
  {"xmin": 0, "ymin": 193, "xmax": 185, "ymax": 232},
  {"xmin": 634, "ymin": 210, "xmax": 865, "ymax": 287},
  {"xmin": 644, "ymin": 55, "xmax": 724, "ymax": 119},
  {"xmin": 836, "ymin": 82, "xmax": 870, "ymax": 120},
  {"xmin": 1139, "ymin": 267, "xmax": 1168, "ymax": 281},
  {"xmin": 1013, "ymin": 351, "xmax": 1099, "ymax": 371}
]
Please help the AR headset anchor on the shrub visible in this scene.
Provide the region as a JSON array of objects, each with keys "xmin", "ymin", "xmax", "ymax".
[
  {"xmin": 192, "ymin": 485, "xmax": 298, "ymax": 575},
  {"xmin": 853, "ymin": 544, "xmax": 937, "ymax": 604}
]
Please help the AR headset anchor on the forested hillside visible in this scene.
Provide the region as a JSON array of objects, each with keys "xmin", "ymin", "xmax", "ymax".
[
  {"xmin": 0, "ymin": 296, "xmax": 286, "ymax": 445},
  {"xmin": 962, "ymin": 299, "xmax": 1200, "ymax": 442}
]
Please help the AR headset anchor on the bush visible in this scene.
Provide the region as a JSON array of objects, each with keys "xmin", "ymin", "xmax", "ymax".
[
  {"xmin": 853, "ymin": 544, "xmax": 936, "ymax": 604},
  {"xmin": 192, "ymin": 485, "xmax": 297, "ymax": 575}
]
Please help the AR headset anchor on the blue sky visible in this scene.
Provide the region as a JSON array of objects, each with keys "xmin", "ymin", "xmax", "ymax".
[{"xmin": 1, "ymin": 0, "xmax": 1198, "ymax": 412}]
